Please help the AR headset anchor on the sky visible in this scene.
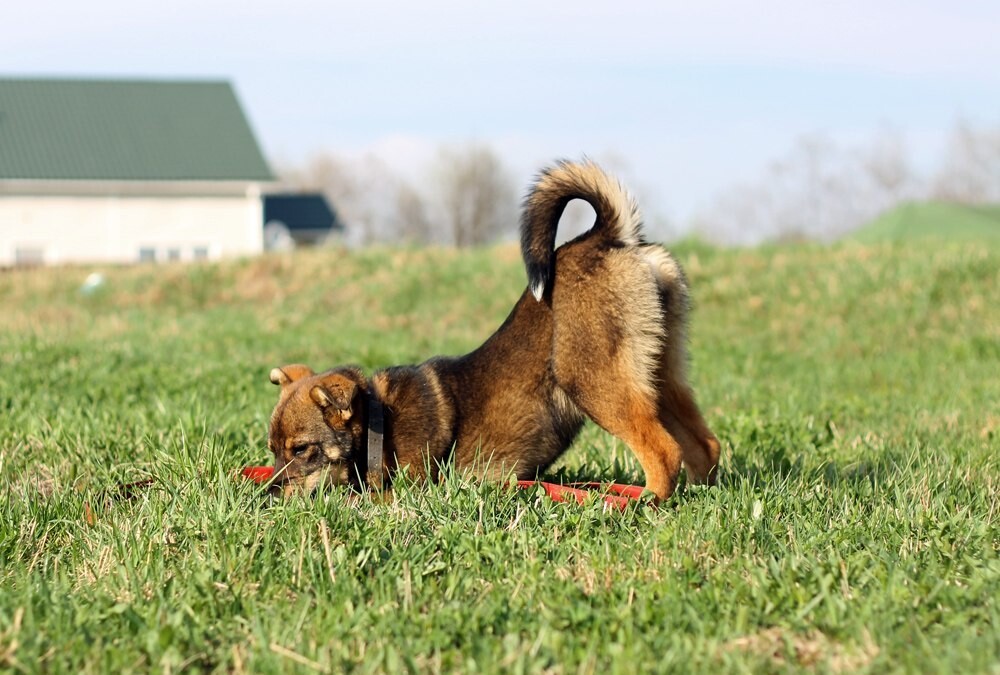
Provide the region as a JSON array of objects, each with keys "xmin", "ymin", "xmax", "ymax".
[{"xmin": 5, "ymin": 0, "xmax": 1000, "ymax": 233}]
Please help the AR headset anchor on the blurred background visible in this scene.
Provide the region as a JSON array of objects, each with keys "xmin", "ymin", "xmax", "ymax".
[{"xmin": 2, "ymin": 0, "xmax": 999, "ymax": 261}]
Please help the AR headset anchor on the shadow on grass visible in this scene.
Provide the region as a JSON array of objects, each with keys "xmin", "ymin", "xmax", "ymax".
[
  {"xmin": 719, "ymin": 444, "xmax": 909, "ymax": 490},
  {"xmin": 538, "ymin": 443, "xmax": 911, "ymax": 503}
]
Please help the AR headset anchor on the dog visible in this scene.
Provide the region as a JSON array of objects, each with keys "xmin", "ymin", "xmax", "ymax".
[{"xmin": 266, "ymin": 160, "xmax": 720, "ymax": 500}]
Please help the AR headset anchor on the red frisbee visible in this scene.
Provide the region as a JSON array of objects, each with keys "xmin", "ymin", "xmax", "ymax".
[
  {"xmin": 241, "ymin": 465, "xmax": 275, "ymax": 483},
  {"xmin": 514, "ymin": 480, "xmax": 646, "ymax": 510},
  {"xmin": 241, "ymin": 465, "xmax": 647, "ymax": 510}
]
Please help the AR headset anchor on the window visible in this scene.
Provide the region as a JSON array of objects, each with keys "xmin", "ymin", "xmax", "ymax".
[
  {"xmin": 14, "ymin": 247, "xmax": 44, "ymax": 266},
  {"xmin": 166, "ymin": 248, "xmax": 181, "ymax": 262},
  {"xmin": 192, "ymin": 246, "xmax": 209, "ymax": 261},
  {"xmin": 138, "ymin": 247, "xmax": 156, "ymax": 263}
]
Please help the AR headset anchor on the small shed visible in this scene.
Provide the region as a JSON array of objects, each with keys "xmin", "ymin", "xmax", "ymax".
[{"xmin": 263, "ymin": 193, "xmax": 343, "ymax": 250}]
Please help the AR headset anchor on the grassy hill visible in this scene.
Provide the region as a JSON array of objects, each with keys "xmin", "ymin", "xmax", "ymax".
[
  {"xmin": 1, "ymin": 241, "xmax": 998, "ymax": 674},
  {"xmin": 851, "ymin": 200, "xmax": 1000, "ymax": 243}
]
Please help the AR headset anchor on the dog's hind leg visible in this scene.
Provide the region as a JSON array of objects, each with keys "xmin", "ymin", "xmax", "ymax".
[
  {"xmin": 657, "ymin": 333, "xmax": 721, "ymax": 484},
  {"xmin": 659, "ymin": 376, "xmax": 721, "ymax": 485},
  {"xmin": 644, "ymin": 245, "xmax": 721, "ymax": 484},
  {"xmin": 554, "ymin": 338, "xmax": 685, "ymax": 499},
  {"xmin": 585, "ymin": 388, "xmax": 686, "ymax": 501}
]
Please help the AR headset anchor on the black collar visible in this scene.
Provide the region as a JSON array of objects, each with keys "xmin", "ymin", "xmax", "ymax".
[{"xmin": 364, "ymin": 391, "xmax": 385, "ymax": 490}]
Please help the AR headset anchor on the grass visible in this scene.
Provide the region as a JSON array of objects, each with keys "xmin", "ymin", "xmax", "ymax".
[
  {"xmin": 1, "ymin": 239, "xmax": 998, "ymax": 674},
  {"xmin": 851, "ymin": 201, "xmax": 1000, "ymax": 243}
]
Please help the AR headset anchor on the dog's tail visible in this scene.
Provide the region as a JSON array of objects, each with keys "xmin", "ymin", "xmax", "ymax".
[{"xmin": 520, "ymin": 159, "xmax": 644, "ymax": 301}]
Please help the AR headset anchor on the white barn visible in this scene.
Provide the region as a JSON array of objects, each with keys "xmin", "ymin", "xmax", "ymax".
[{"xmin": 0, "ymin": 78, "xmax": 273, "ymax": 266}]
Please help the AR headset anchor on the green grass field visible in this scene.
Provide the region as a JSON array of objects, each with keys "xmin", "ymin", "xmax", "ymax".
[
  {"xmin": 852, "ymin": 201, "xmax": 1000, "ymax": 244},
  {"xmin": 1, "ymin": 240, "xmax": 998, "ymax": 674}
]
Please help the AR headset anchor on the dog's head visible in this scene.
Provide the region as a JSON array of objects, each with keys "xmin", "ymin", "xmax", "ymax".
[{"xmin": 267, "ymin": 364, "xmax": 367, "ymax": 496}]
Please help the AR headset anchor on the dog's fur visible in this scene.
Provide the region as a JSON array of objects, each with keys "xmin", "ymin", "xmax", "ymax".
[{"xmin": 267, "ymin": 160, "xmax": 720, "ymax": 500}]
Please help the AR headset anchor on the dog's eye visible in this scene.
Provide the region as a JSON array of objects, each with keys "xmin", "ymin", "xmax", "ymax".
[{"xmin": 292, "ymin": 444, "xmax": 313, "ymax": 457}]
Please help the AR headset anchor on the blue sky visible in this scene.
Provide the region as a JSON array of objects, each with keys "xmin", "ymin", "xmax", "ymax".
[{"xmin": 5, "ymin": 0, "xmax": 999, "ymax": 229}]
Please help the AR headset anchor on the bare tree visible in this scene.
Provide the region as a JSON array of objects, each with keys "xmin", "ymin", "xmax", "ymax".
[
  {"xmin": 694, "ymin": 181, "xmax": 777, "ymax": 245},
  {"xmin": 390, "ymin": 183, "xmax": 435, "ymax": 244},
  {"xmin": 434, "ymin": 145, "xmax": 516, "ymax": 247},
  {"xmin": 696, "ymin": 135, "xmax": 851, "ymax": 243},
  {"xmin": 861, "ymin": 128, "xmax": 915, "ymax": 205},
  {"xmin": 932, "ymin": 120, "xmax": 1000, "ymax": 203},
  {"xmin": 695, "ymin": 130, "xmax": 929, "ymax": 244}
]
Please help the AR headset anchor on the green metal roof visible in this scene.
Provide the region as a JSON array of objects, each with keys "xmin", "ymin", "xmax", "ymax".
[{"xmin": 0, "ymin": 78, "xmax": 273, "ymax": 181}]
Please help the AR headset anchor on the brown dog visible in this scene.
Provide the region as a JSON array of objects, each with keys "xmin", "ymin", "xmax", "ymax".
[{"xmin": 267, "ymin": 160, "xmax": 720, "ymax": 500}]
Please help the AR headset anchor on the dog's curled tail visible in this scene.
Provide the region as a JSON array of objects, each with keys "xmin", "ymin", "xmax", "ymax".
[{"xmin": 520, "ymin": 159, "xmax": 644, "ymax": 301}]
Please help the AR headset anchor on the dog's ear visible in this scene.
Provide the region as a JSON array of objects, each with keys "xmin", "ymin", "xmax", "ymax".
[
  {"xmin": 269, "ymin": 364, "xmax": 315, "ymax": 387},
  {"xmin": 310, "ymin": 374, "xmax": 359, "ymax": 421}
]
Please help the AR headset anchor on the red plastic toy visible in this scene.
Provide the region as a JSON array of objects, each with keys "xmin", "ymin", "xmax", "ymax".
[
  {"xmin": 241, "ymin": 466, "xmax": 647, "ymax": 510},
  {"xmin": 241, "ymin": 465, "xmax": 277, "ymax": 484}
]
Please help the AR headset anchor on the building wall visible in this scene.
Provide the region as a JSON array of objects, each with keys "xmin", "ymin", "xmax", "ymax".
[{"xmin": 0, "ymin": 188, "xmax": 263, "ymax": 266}]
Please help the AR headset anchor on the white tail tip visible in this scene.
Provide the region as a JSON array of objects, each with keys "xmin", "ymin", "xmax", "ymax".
[{"xmin": 530, "ymin": 281, "xmax": 545, "ymax": 301}]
